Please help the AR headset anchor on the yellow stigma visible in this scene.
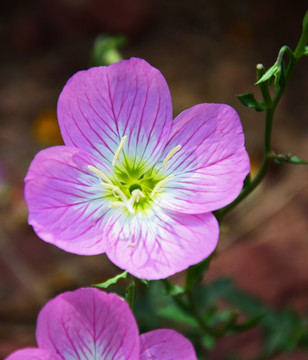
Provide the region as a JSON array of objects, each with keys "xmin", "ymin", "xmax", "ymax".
[
  {"xmin": 112, "ymin": 135, "xmax": 127, "ymax": 166},
  {"xmin": 162, "ymin": 145, "xmax": 181, "ymax": 170}
]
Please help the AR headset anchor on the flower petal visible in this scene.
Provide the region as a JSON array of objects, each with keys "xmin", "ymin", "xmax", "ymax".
[
  {"xmin": 36, "ymin": 288, "xmax": 139, "ymax": 360},
  {"xmin": 57, "ymin": 58, "xmax": 173, "ymax": 170},
  {"xmin": 5, "ymin": 348, "xmax": 61, "ymax": 360},
  {"xmin": 25, "ymin": 146, "xmax": 112, "ymax": 255},
  {"xmin": 140, "ymin": 329, "xmax": 197, "ymax": 360},
  {"xmin": 158, "ymin": 104, "xmax": 250, "ymax": 213},
  {"xmin": 104, "ymin": 208, "xmax": 219, "ymax": 280}
]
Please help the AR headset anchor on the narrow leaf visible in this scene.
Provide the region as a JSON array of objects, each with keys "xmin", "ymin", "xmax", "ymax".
[
  {"xmin": 156, "ymin": 306, "xmax": 198, "ymax": 327},
  {"xmin": 255, "ymin": 63, "xmax": 279, "ymax": 85},
  {"xmin": 162, "ymin": 280, "xmax": 185, "ymax": 296},
  {"xmin": 237, "ymin": 93, "xmax": 266, "ymax": 111},
  {"xmin": 92, "ymin": 271, "xmax": 128, "ymax": 289},
  {"xmin": 273, "ymin": 153, "xmax": 308, "ymax": 165},
  {"xmin": 231, "ymin": 312, "xmax": 265, "ymax": 333}
]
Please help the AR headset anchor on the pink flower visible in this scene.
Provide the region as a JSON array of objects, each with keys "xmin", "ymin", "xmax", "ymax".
[
  {"xmin": 25, "ymin": 58, "xmax": 249, "ymax": 279},
  {"xmin": 5, "ymin": 287, "xmax": 197, "ymax": 360}
]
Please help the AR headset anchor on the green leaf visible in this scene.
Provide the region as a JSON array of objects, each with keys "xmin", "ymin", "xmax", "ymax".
[
  {"xmin": 255, "ymin": 63, "xmax": 279, "ymax": 85},
  {"xmin": 237, "ymin": 93, "xmax": 266, "ymax": 111},
  {"xmin": 286, "ymin": 154, "xmax": 308, "ymax": 165},
  {"xmin": 225, "ymin": 286, "xmax": 267, "ymax": 317},
  {"xmin": 231, "ymin": 312, "xmax": 265, "ymax": 333},
  {"xmin": 263, "ymin": 309, "xmax": 307, "ymax": 354},
  {"xmin": 162, "ymin": 279, "xmax": 185, "ymax": 296},
  {"xmin": 139, "ymin": 278, "xmax": 150, "ymax": 286},
  {"xmin": 273, "ymin": 153, "xmax": 308, "ymax": 165},
  {"xmin": 194, "ymin": 278, "xmax": 234, "ymax": 308},
  {"xmin": 201, "ymin": 333, "xmax": 216, "ymax": 349},
  {"xmin": 156, "ymin": 305, "xmax": 199, "ymax": 327},
  {"xmin": 92, "ymin": 271, "xmax": 128, "ymax": 289},
  {"xmin": 204, "ymin": 309, "xmax": 236, "ymax": 327}
]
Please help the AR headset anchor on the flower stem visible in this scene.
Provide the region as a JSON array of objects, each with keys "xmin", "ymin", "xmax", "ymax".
[
  {"xmin": 186, "ymin": 290, "xmax": 213, "ymax": 334},
  {"xmin": 125, "ymin": 275, "xmax": 136, "ymax": 310},
  {"xmin": 294, "ymin": 10, "xmax": 308, "ymax": 59},
  {"xmin": 215, "ymin": 12, "xmax": 308, "ymax": 221}
]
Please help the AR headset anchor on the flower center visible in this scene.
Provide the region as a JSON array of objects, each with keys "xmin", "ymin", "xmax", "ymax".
[{"xmin": 88, "ymin": 136, "xmax": 180, "ymax": 215}]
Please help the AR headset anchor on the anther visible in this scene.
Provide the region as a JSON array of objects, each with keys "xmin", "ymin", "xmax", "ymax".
[
  {"xmin": 112, "ymin": 135, "xmax": 127, "ymax": 166},
  {"xmin": 162, "ymin": 145, "xmax": 181, "ymax": 170}
]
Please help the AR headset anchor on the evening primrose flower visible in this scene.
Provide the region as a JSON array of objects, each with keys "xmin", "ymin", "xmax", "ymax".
[
  {"xmin": 5, "ymin": 288, "xmax": 197, "ymax": 360},
  {"xmin": 25, "ymin": 58, "xmax": 250, "ymax": 279}
]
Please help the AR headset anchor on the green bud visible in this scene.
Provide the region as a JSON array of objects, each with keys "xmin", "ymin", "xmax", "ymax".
[
  {"xmin": 272, "ymin": 152, "xmax": 308, "ymax": 165},
  {"xmin": 255, "ymin": 63, "xmax": 279, "ymax": 85}
]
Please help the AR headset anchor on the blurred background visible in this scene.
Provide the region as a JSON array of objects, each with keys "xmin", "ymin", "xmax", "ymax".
[{"xmin": 0, "ymin": 1, "xmax": 307, "ymax": 359}]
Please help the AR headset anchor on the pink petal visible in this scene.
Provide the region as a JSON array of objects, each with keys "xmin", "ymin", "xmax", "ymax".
[
  {"xmin": 36, "ymin": 288, "xmax": 139, "ymax": 360},
  {"xmin": 25, "ymin": 146, "xmax": 113, "ymax": 255},
  {"xmin": 5, "ymin": 348, "xmax": 61, "ymax": 360},
  {"xmin": 159, "ymin": 104, "xmax": 250, "ymax": 213},
  {"xmin": 140, "ymin": 329, "xmax": 197, "ymax": 360},
  {"xmin": 104, "ymin": 208, "xmax": 219, "ymax": 280},
  {"xmin": 57, "ymin": 58, "xmax": 173, "ymax": 170}
]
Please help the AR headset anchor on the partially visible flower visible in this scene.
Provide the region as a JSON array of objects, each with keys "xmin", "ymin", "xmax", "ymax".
[
  {"xmin": 5, "ymin": 287, "xmax": 197, "ymax": 360},
  {"xmin": 25, "ymin": 58, "xmax": 250, "ymax": 279}
]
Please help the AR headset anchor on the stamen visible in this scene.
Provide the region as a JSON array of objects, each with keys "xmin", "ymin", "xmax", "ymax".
[
  {"xmin": 112, "ymin": 135, "xmax": 127, "ymax": 166},
  {"xmin": 126, "ymin": 189, "xmax": 145, "ymax": 213},
  {"xmin": 130, "ymin": 189, "xmax": 145, "ymax": 204},
  {"xmin": 151, "ymin": 175, "xmax": 174, "ymax": 197},
  {"xmin": 109, "ymin": 185, "xmax": 129, "ymax": 204},
  {"xmin": 88, "ymin": 165, "xmax": 112, "ymax": 184},
  {"xmin": 109, "ymin": 201, "xmax": 125, "ymax": 209},
  {"xmin": 162, "ymin": 145, "xmax": 181, "ymax": 170},
  {"xmin": 109, "ymin": 189, "xmax": 145, "ymax": 215},
  {"xmin": 112, "ymin": 190, "xmax": 119, "ymax": 198}
]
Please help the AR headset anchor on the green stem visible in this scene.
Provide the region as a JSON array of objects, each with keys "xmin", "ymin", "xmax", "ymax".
[
  {"xmin": 215, "ymin": 12, "xmax": 307, "ymax": 221},
  {"xmin": 294, "ymin": 10, "xmax": 308, "ymax": 59},
  {"xmin": 186, "ymin": 290, "xmax": 213, "ymax": 335},
  {"xmin": 125, "ymin": 275, "xmax": 136, "ymax": 310},
  {"xmin": 256, "ymin": 64, "xmax": 273, "ymax": 108}
]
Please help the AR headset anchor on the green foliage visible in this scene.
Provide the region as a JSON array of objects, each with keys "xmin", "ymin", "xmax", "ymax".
[
  {"xmin": 262, "ymin": 309, "xmax": 307, "ymax": 354},
  {"xmin": 255, "ymin": 63, "xmax": 280, "ymax": 86},
  {"xmin": 92, "ymin": 270, "xmax": 128, "ymax": 289},
  {"xmin": 162, "ymin": 279, "xmax": 185, "ymax": 296},
  {"xmin": 272, "ymin": 152, "xmax": 308, "ymax": 165},
  {"xmin": 156, "ymin": 305, "xmax": 199, "ymax": 327},
  {"xmin": 237, "ymin": 93, "xmax": 266, "ymax": 112},
  {"xmin": 133, "ymin": 279, "xmax": 307, "ymax": 358}
]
